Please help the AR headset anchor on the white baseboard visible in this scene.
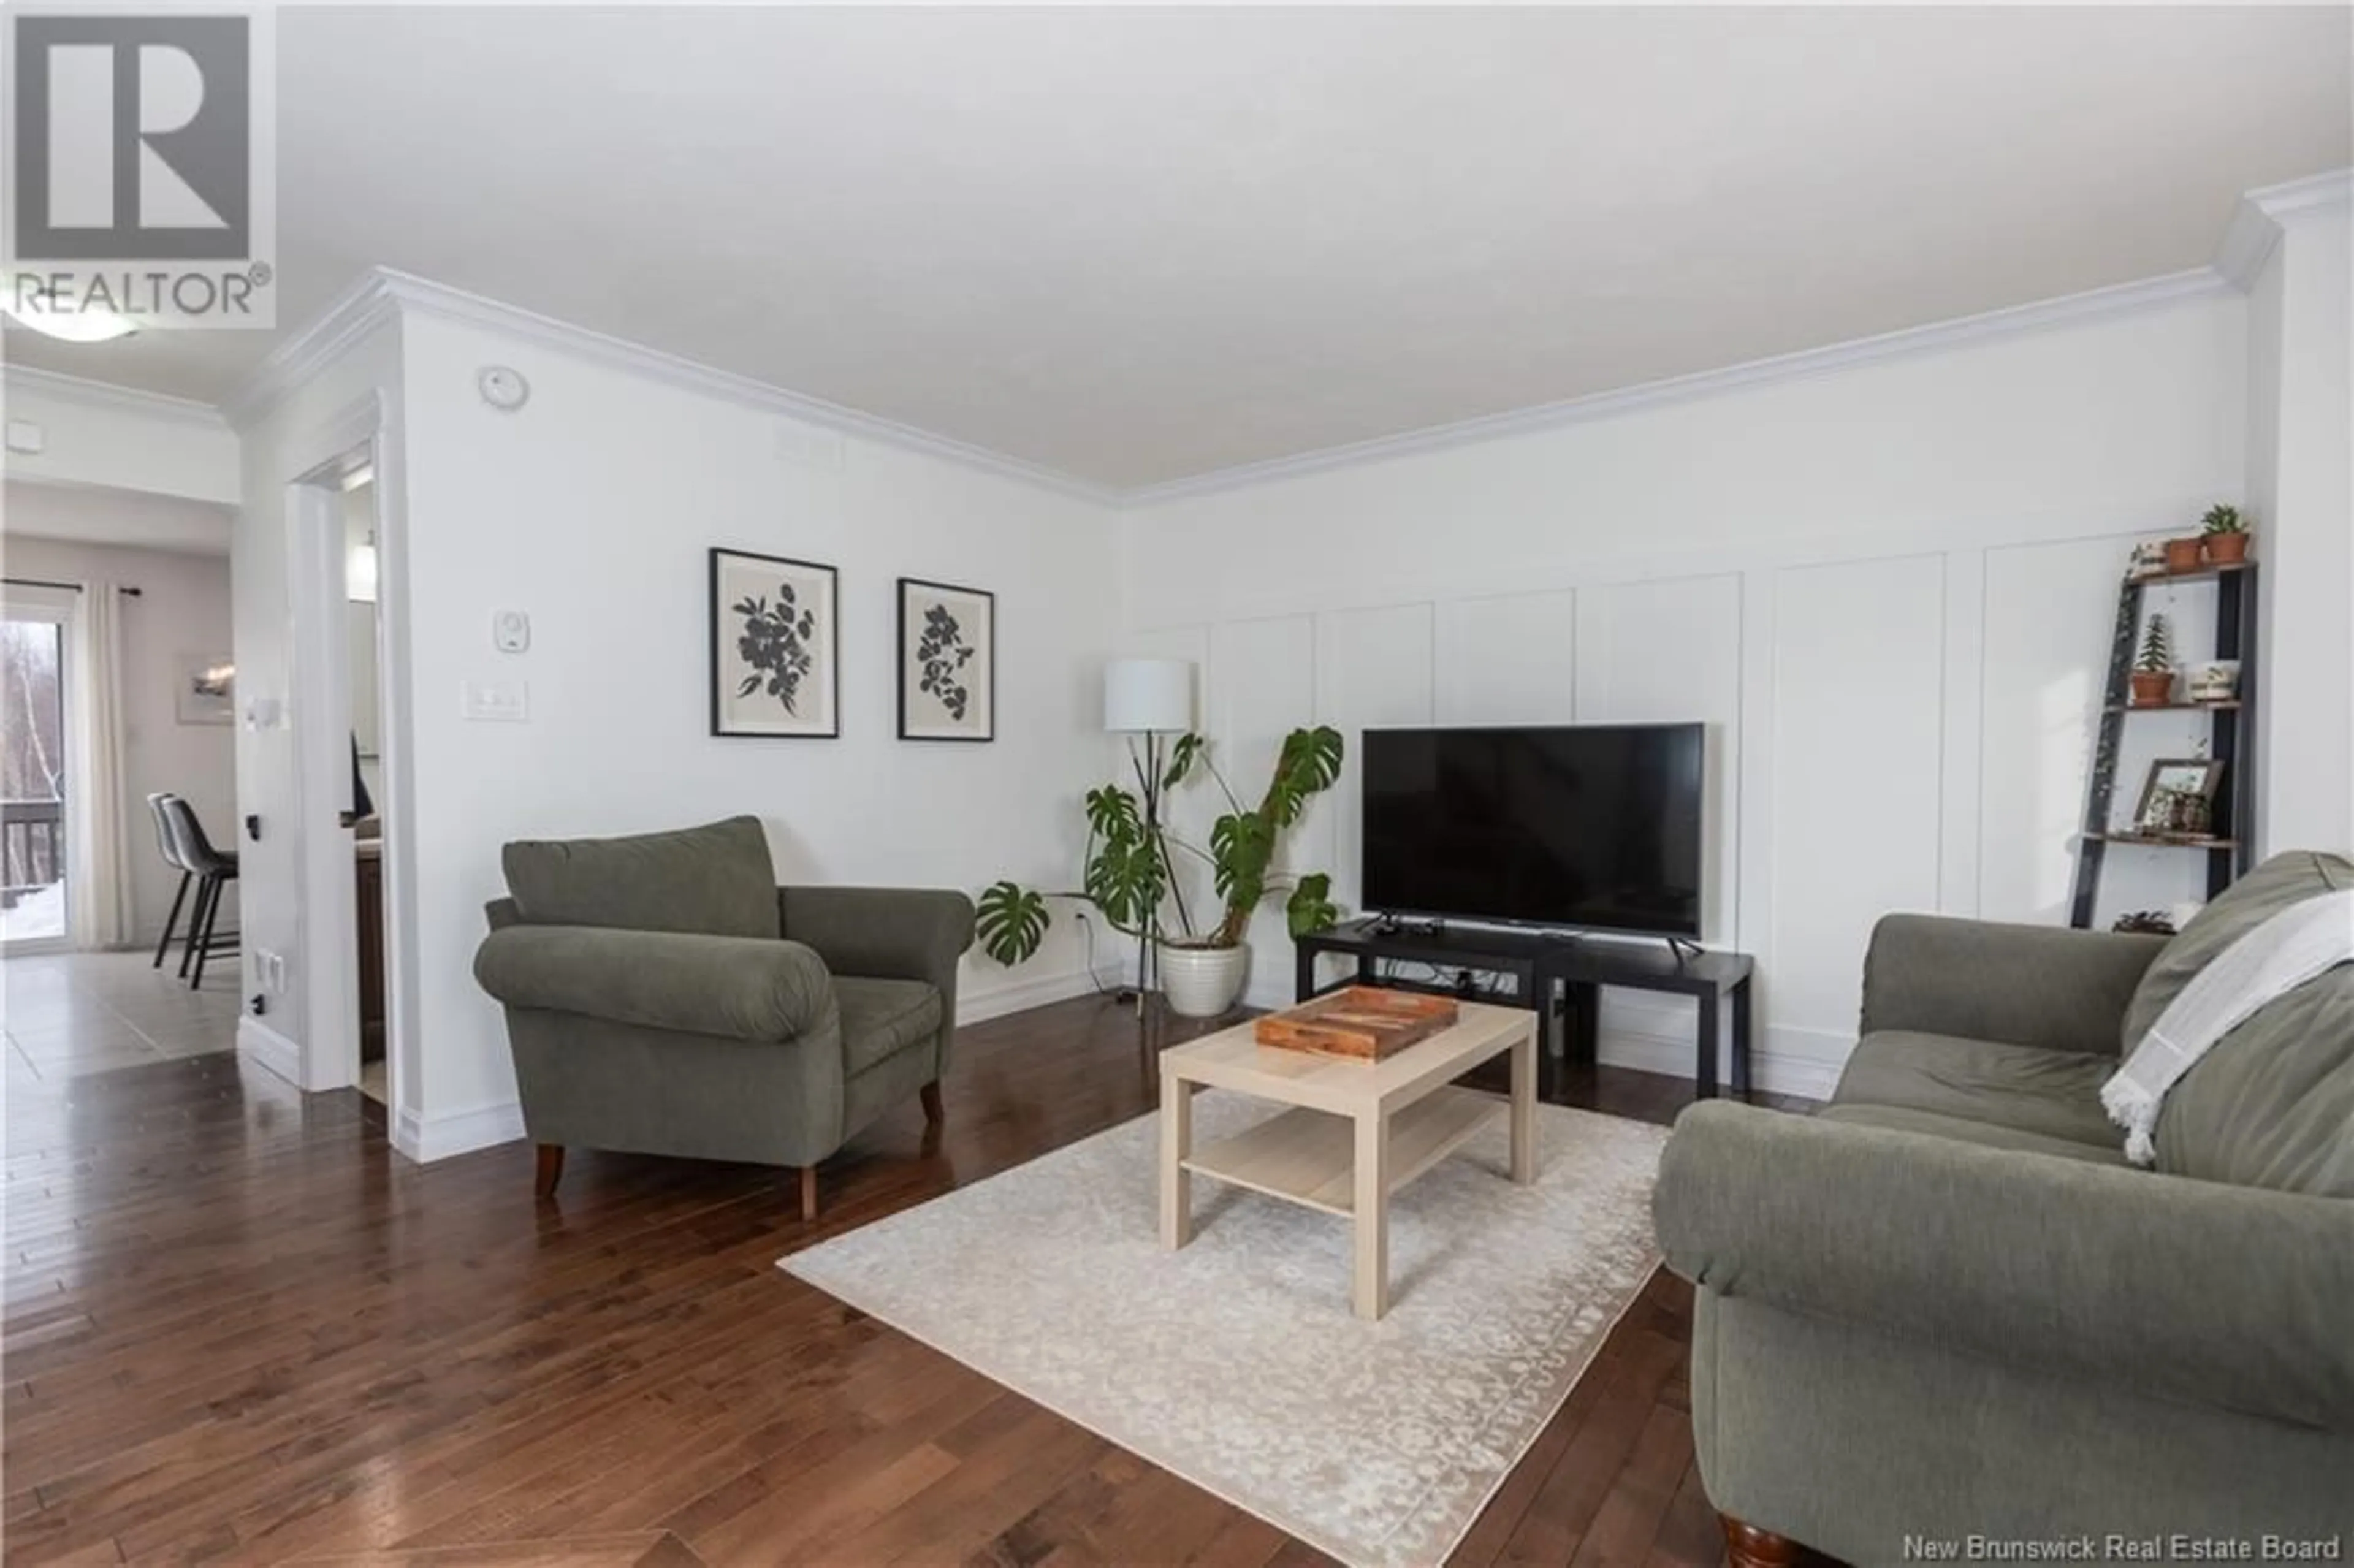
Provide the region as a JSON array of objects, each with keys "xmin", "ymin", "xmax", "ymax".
[
  {"xmin": 956, "ymin": 965, "xmax": 1132, "ymax": 1025},
  {"xmin": 394, "ymin": 1098, "xmax": 527, "ymax": 1163},
  {"xmin": 236, "ymin": 1014, "xmax": 303, "ymax": 1087}
]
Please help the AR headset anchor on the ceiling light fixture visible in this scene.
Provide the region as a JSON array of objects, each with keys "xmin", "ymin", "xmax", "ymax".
[{"xmin": 1, "ymin": 284, "xmax": 137, "ymax": 344}]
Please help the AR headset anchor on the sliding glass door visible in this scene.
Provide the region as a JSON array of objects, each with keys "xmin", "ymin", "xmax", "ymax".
[{"xmin": 2, "ymin": 598, "xmax": 72, "ymax": 950}]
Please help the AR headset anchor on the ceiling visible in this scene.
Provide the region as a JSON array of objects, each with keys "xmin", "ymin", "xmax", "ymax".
[{"xmin": 6, "ymin": 6, "xmax": 2348, "ymax": 491}]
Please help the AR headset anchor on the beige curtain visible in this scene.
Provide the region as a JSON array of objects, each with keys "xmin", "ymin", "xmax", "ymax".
[{"xmin": 67, "ymin": 584, "xmax": 133, "ymax": 950}]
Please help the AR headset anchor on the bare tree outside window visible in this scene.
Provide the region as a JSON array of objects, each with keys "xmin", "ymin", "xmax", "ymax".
[{"xmin": 2, "ymin": 619, "xmax": 68, "ymax": 940}]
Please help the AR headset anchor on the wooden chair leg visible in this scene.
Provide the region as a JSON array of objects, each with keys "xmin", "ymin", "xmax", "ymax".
[
  {"xmin": 798, "ymin": 1165, "xmax": 819, "ymax": 1223},
  {"xmin": 533, "ymin": 1144, "xmax": 564, "ymax": 1198},
  {"xmin": 1721, "ymin": 1516, "xmax": 1797, "ymax": 1568},
  {"xmin": 920, "ymin": 1080, "xmax": 944, "ymax": 1125}
]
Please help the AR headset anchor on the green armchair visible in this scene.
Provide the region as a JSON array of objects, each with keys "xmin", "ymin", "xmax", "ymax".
[{"xmin": 472, "ymin": 815, "xmax": 976, "ymax": 1219}]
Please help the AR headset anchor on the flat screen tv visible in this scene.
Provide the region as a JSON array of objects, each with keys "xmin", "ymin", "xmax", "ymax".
[{"xmin": 1360, "ymin": 723, "xmax": 1704, "ymax": 937}]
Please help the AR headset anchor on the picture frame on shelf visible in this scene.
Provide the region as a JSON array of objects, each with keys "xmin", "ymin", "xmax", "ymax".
[
  {"xmin": 710, "ymin": 547, "xmax": 839, "ymax": 739},
  {"xmin": 896, "ymin": 577, "xmax": 995, "ymax": 742},
  {"xmin": 2131, "ymin": 757, "xmax": 2224, "ymax": 837}
]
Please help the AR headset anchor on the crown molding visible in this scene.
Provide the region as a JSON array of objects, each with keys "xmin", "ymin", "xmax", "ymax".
[
  {"xmin": 221, "ymin": 269, "xmax": 402, "ymax": 430},
  {"xmin": 0, "ymin": 363, "xmax": 229, "ymax": 430},
  {"xmin": 1121, "ymin": 267, "xmax": 2234, "ymax": 508},
  {"xmin": 2216, "ymin": 167, "xmax": 2353, "ymax": 289},
  {"xmin": 362, "ymin": 269, "xmax": 1119, "ymax": 504},
  {"xmin": 173, "ymin": 163, "xmax": 2347, "ymax": 509}
]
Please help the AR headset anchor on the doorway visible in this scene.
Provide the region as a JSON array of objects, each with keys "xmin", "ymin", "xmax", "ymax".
[
  {"xmin": 343, "ymin": 472, "xmax": 389, "ymax": 1106},
  {"xmin": 1, "ymin": 591, "xmax": 72, "ymax": 950}
]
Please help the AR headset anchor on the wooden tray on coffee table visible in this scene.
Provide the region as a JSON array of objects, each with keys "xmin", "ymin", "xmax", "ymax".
[{"xmin": 1254, "ymin": 986, "xmax": 1460, "ymax": 1061}]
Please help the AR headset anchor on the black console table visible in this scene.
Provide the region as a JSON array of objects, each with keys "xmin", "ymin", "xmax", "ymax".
[{"xmin": 1293, "ymin": 919, "xmax": 1758, "ymax": 1100}]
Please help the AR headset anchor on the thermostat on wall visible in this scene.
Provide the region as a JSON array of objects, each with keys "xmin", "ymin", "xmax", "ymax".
[{"xmin": 493, "ymin": 609, "xmax": 530, "ymax": 653}]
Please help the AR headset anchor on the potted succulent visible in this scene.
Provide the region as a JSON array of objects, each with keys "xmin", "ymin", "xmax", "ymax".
[
  {"xmin": 978, "ymin": 726, "xmax": 1343, "ymax": 1018},
  {"xmin": 2200, "ymin": 504, "xmax": 2250, "ymax": 566},
  {"xmin": 2130, "ymin": 613, "xmax": 2176, "ymax": 706}
]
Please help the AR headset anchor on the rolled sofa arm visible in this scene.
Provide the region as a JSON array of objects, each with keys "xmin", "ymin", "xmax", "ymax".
[
  {"xmin": 1655, "ymin": 1101, "xmax": 2354, "ymax": 1432},
  {"xmin": 473, "ymin": 926, "xmax": 838, "ymax": 1041},
  {"xmin": 1860, "ymin": 913, "xmax": 2166, "ymax": 1056}
]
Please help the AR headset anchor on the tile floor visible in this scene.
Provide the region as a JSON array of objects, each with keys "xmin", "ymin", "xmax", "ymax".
[{"xmin": 2, "ymin": 949, "xmax": 242, "ymax": 1083}]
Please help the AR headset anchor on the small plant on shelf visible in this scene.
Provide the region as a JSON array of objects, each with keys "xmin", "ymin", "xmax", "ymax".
[
  {"xmin": 2130, "ymin": 613, "xmax": 2175, "ymax": 706},
  {"xmin": 2112, "ymin": 910, "xmax": 2178, "ymax": 935},
  {"xmin": 2200, "ymin": 504, "xmax": 2250, "ymax": 565}
]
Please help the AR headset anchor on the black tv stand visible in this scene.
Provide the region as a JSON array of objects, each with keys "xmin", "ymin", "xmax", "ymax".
[
  {"xmin": 1293, "ymin": 918, "xmax": 1756, "ymax": 1100},
  {"xmin": 1371, "ymin": 913, "xmax": 1448, "ymax": 939}
]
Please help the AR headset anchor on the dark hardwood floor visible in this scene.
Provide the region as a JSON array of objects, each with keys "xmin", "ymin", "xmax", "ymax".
[{"xmin": 2, "ymin": 989, "xmax": 1810, "ymax": 1566}]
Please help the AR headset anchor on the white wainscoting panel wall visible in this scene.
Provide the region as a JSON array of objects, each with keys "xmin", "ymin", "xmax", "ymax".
[{"xmin": 1119, "ymin": 290, "xmax": 2250, "ymax": 1098}]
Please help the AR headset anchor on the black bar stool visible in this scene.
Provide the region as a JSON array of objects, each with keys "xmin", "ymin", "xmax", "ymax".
[
  {"xmin": 146, "ymin": 792, "xmax": 194, "ymax": 969},
  {"xmin": 161, "ymin": 797, "xmax": 238, "ymax": 989}
]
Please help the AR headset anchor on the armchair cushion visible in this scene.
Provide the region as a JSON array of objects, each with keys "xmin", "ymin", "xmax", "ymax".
[
  {"xmin": 474, "ymin": 924, "xmax": 836, "ymax": 1041},
  {"xmin": 836, "ymin": 977, "xmax": 943, "ymax": 1077},
  {"xmin": 502, "ymin": 815, "xmax": 779, "ymax": 939},
  {"xmin": 1832, "ymin": 1031, "xmax": 2118, "ymax": 1149}
]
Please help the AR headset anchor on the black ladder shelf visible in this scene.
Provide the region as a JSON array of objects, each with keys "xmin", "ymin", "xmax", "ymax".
[{"xmin": 2068, "ymin": 561, "xmax": 2258, "ymax": 928}]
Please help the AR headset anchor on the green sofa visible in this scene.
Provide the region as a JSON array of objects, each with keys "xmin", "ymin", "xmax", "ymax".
[
  {"xmin": 1656, "ymin": 851, "xmax": 2354, "ymax": 1566},
  {"xmin": 472, "ymin": 815, "xmax": 976, "ymax": 1219}
]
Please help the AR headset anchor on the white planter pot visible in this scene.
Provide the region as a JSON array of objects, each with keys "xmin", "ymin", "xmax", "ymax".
[{"xmin": 1158, "ymin": 942, "xmax": 1250, "ymax": 1019}]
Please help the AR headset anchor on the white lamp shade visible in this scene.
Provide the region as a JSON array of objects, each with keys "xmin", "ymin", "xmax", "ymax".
[{"xmin": 1104, "ymin": 658, "xmax": 1194, "ymax": 733}]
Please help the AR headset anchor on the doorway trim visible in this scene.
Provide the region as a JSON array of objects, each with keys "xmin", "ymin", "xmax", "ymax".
[{"xmin": 276, "ymin": 390, "xmax": 421, "ymax": 1151}]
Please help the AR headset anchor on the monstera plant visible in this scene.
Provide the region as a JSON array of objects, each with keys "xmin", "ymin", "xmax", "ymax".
[{"xmin": 978, "ymin": 725, "xmax": 1343, "ymax": 1016}]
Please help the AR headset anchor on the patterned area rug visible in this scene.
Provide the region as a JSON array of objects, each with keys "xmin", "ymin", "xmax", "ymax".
[{"xmin": 780, "ymin": 1093, "xmax": 1669, "ymax": 1568}]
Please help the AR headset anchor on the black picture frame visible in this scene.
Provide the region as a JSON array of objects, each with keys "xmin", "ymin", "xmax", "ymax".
[
  {"xmin": 896, "ymin": 577, "xmax": 995, "ymax": 742},
  {"xmin": 709, "ymin": 547, "xmax": 840, "ymax": 739},
  {"xmin": 2131, "ymin": 756, "xmax": 2224, "ymax": 834}
]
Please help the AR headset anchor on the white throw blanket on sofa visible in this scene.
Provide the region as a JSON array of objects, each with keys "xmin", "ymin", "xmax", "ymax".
[{"xmin": 2102, "ymin": 890, "xmax": 2354, "ymax": 1166}]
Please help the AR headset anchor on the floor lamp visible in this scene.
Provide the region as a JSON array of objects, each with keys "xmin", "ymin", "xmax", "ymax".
[{"xmin": 1102, "ymin": 658, "xmax": 1195, "ymax": 1011}]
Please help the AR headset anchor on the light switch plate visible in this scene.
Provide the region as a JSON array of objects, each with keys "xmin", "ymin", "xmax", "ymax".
[
  {"xmin": 462, "ymin": 679, "xmax": 528, "ymax": 722},
  {"xmin": 5, "ymin": 419, "xmax": 44, "ymax": 454}
]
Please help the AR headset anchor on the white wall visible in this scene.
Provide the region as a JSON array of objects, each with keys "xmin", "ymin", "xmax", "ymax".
[
  {"xmin": 392, "ymin": 311, "xmax": 1122, "ymax": 1138},
  {"xmin": 2, "ymin": 477, "xmax": 235, "ymax": 555},
  {"xmin": 2, "ymin": 371, "xmax": 240, "ymax": 506},
  {"xmin": 1121, "ymin": 292, "xmax": 2249, "ymax": 1095},
  {"xmin": 2247, "ymin": 202, "xmax": 2353, "ymax": 858},
  {"xmin": 1, "ymin": 516, "xmax": 238, "ymax": 943}
]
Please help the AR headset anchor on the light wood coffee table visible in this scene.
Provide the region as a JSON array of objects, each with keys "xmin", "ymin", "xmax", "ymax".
[{"xmin": 1158, "ymin": 1000, "xmax": 1537, "ymax": 1320}]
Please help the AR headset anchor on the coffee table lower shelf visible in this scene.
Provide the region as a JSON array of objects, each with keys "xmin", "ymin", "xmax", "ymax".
[{"xmin": 1180, "ymin": 1086, "xmax": 1504, "ymax": 1217}]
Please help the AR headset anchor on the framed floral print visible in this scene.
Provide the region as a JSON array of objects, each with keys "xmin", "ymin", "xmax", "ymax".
[
  {"xmin": 897, "ymin": 577, "xmax": 994, "ymax": 742},
  {"xmin": 710, "ymin": 548, "xmax": 839, "ymax": 738}
]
